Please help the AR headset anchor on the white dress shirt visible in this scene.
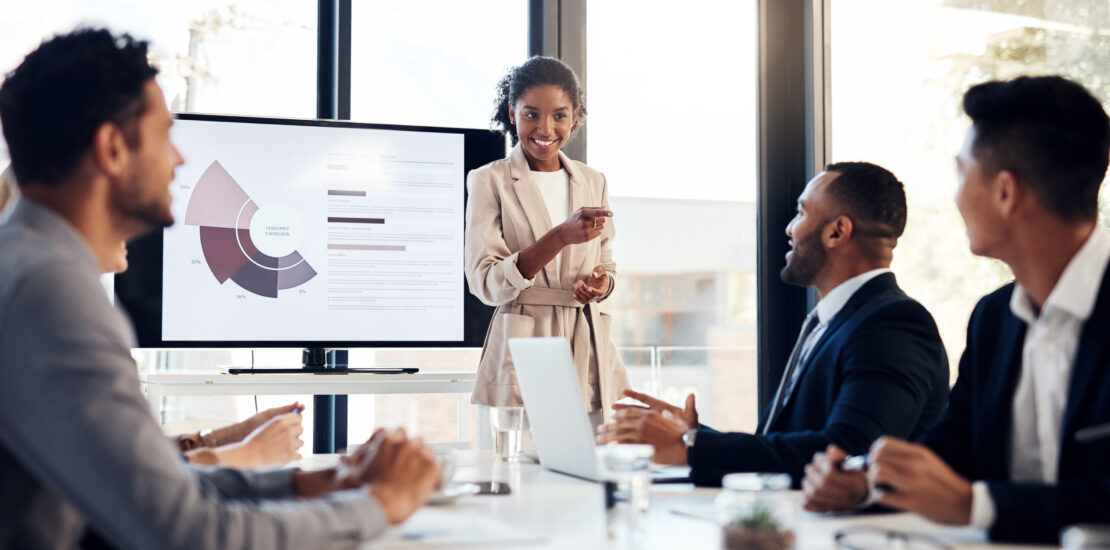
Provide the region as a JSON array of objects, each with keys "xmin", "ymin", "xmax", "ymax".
[
  {"xmin": 970, "ymin": 224, "xmax": 1110, "ymax": 528},
  {"xmin": 531, "ymin": 168, "xmax": 569, "ymax": 273}
]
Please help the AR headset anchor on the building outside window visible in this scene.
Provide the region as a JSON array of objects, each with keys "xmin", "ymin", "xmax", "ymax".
[{"xmin": 587, "ymin": 0, "xmax": 760, "ymax": 432}]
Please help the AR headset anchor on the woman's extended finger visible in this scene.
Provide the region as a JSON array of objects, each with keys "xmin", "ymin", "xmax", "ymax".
[{"xmin": 579, "ymin": 207, "xmax": 613, "ymax": 219}]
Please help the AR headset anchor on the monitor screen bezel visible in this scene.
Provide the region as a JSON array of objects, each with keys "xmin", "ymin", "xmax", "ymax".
[{"xmin": 114, "ymin": 112, "xmax": 502, "ymax": 349}]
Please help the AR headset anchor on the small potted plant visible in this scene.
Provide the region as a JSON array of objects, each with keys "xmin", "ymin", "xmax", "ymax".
[
  {"xmin": 715, "ymin": 473, "xmax": 796, "ymax": 550},
  {"xmin": 721, "ymin": 501, "xmax": 796, "ymax": 550}
]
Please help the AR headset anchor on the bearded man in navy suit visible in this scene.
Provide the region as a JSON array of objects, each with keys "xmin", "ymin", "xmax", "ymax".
[
  {"xmin": 596, "ymin": 161, "xmax": 950, "ymax": 486},
  {"xmin": 802, "ymin": 75, "xmax": 1110, "ymax": 544}
]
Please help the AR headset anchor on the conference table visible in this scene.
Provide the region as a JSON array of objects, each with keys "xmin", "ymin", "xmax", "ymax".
[{"xmin": 292, "ymin": 451, "xmax": 1052, "ymax": 550}]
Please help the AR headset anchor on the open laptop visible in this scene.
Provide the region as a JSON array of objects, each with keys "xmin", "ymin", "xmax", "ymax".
[{"xmin": 508, "ymin": 337, "xmax": 690, "ymax": 483}]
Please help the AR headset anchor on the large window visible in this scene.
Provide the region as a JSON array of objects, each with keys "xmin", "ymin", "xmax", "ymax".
[
  {"xmin": 829, "ymin": 0, "xmax": 1110, "ymax": 378},
  {"xmin": 0, "ymin": 0, "xmax": 316, "ymax": 163},
  {"xmin": 351, "ymin": 1, "xmax": 527, "ymax": 129},
  {"xmin": 587, "ymin": 1, "xmax": 760, "ymax": 432},
  {"xmin": 345, "ymin": 2, "xmax": 528, "ymax": 444}
]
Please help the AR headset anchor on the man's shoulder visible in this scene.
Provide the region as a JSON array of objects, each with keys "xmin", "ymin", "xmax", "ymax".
[
  {"xmin": 851, "ymin": 280, "xmax": 939, "ymax": 332},
  {"xmin": 0, "ymin": 225, "xmax": 75, "ymax": 289},
  {"xmin": 0, "ymin": 224, "xmax": 101, "ymax": 322},
  {"xmin": 968, "ymin": 282, "xmax": 1017, "ymax": 325}
]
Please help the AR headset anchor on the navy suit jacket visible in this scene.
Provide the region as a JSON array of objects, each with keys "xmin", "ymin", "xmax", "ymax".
[
  {"xmin": 688, "ymin": 273, "xmax": 950, "ymax": 484},
  {"xmin": 921, "ymin": 268, "xmax": 1110, "ymax": 543},
  {"xmin": 688, "ymin": 273, "xmax": 950, "ymax": 485}
]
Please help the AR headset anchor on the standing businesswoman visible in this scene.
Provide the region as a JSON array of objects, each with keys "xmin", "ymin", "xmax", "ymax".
[{"xmin": 465, "ymin": 56, "xmax": 630, "ymax": 432}]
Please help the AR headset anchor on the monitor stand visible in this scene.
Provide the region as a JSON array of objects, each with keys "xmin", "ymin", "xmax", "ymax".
[
  {"xmin": 226, "ymin": 349, "xmax": 419, "ymax": 454},
  {"xmin": 226, "ymin": 347, "xmax": 419, "ymax": 375}
]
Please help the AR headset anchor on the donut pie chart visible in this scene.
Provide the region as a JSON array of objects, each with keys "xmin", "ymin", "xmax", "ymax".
[{"xmin": 184, "ymin": 161, "xmax": 317, "ymax": 298}]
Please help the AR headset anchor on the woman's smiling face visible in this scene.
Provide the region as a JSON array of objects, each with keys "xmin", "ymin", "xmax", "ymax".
[{"xmin": 509, "ymin": 84, "xmax": 578, "ymax": 171}]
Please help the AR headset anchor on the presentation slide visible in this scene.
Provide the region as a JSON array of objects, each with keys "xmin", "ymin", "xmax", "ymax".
[{"xmin": 161, "ymin": 119, "xmax": 465, "ymax": 342}]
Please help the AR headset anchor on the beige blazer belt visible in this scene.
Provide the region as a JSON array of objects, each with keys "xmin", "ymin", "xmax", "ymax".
[
  {"xmin": 508, "ymin": 286, "xmax": 610, "ymax": 406},
  {"xmin": 510, "ymin": 287, "xmax": 583, "ymax": 308}
]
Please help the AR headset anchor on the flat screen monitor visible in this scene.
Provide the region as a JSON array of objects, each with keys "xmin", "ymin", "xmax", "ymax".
[{"xmin": 115, "ymin": 113, "xmax": 503, "ymax": 348}]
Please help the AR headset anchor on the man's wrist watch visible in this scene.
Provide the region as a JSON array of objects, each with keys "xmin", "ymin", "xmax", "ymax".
[
  {"xmin": 198, "ymin": 428, "xmax": 217, "ymax": 448},
  {"xmin": 682, "ymin": 428, "xmax": 698, "ymax": 448}
]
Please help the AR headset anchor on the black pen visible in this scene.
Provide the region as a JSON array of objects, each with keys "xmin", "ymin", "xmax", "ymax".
[{"xmin": 1075, "ymin": 421, "xmax": 1110, "ymax": 443}]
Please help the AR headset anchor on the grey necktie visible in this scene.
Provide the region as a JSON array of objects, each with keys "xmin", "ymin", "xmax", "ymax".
[{"xmin": 762, "ymin": 311, "xmax": 820, "ymax": 435}]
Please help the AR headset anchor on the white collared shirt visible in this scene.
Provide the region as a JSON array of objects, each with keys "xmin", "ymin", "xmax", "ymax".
[
  {"xmin": 970, "ymin": 224, "xmax": 1110, "ymax": 528},
  {"xmin": 795, "ymin": 268, "xmax": 892, "ymax": 368}
]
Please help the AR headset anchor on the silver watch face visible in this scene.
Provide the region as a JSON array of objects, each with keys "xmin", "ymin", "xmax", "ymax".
[{"xmin": 682, "ymin": 429, "xmax": 697, "ymax": 447}]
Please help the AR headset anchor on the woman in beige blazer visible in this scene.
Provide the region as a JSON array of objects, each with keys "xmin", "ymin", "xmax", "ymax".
[{"xmin": 466, "ymin": 57, "xmax": 630, "ymax": 428}]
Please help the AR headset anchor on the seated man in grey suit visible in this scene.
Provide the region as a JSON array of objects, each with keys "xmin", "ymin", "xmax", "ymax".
[
  {"xmin": 597, "ymin": 162, "xmax": 950, "ymax": 486},
  {"xmin": 0, "ymin": 28, "xmax": 440, "ymax": 549}
]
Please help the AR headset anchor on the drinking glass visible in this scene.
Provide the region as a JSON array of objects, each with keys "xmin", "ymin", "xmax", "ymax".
[
  {"xmin": 490, "ymin": 406, "xmax": 524, "ymax": 461},
  {"xmin": 596, "ymin": 444, "xmax": 654, "ymax": 548}
]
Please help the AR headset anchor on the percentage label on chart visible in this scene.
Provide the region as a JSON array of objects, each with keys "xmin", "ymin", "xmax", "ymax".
[
  {"xmin": 179, "ymin": 184, "xmax": 191, "ymax": 190},
  {"xmin": 299, "ymin": 289, "xmax": 307, "ymax": 294},
  {"xmin": 190, "ymin": 259, "xmax": 202, "ymax": 265},
  {"xmin": 236, "ymin": 294, "xmax": 246, "ymax": 300}
]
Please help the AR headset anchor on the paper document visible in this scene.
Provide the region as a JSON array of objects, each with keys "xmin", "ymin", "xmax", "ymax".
[{"xmin": 368, "ymin": 508, "xmax": 546, "ymax": 549}]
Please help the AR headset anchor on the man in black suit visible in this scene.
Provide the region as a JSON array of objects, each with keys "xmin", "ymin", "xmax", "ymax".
[
  {"xmin": 596, "ymin": 162, "xmax": 949, "ymax": 486},
  {"xmin": 801, "ymin": 75, "xmax": 1110, "ymax": 543}
]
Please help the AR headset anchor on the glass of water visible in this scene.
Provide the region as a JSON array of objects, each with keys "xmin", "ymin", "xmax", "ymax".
[
  {"xmin": 491, "ymin": 406, "xmax": 524, "ymax": 461},
  {"xmin": 596, "ymin": 444, "xmax": 654, "ymax": 548}
]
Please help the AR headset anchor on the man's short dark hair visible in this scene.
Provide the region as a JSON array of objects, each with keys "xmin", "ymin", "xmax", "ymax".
[
  {"xmin": 963, "ymin": 75, "xmax": 1110, "ymax": 222},
  {"xmin": 823, "ymin": 161, "xmax": 908, "ymax": 248},
  {"xmin": 0, "ymin": 28, "xmax": 158, "ymax": 187}
]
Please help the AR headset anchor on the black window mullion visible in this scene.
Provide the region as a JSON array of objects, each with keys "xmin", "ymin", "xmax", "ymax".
[{"xmin": 756, "ymin": 0, "xmax": 816, "ymax": 414}]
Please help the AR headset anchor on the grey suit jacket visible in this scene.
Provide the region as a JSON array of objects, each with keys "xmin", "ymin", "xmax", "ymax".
[{"xmin": 0, "ymin": 199, "xmax": 386, "ymax": 550}]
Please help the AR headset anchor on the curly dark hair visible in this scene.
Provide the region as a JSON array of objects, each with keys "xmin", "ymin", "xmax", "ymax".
[
  {"xmin": 963, "ymin": 75, "xmax": 1110, "ymax": 222},
  {"xmin": 491, "ymin": 56, "xmax": 586, "ymax": 145},
  {"xmin": 0, "ymin": 27, "xmax": 158, "ymax": 187}
]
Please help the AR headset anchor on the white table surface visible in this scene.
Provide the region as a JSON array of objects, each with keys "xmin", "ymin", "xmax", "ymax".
[
  {"xmin": 140, "ymin": 370, "xmax": 477, "ymax": 398},
  {"xmin": 291, "ymin": 452, "xmax": 1054, "ymax": 550},
  {"xmin": 141, "ymin": 370, "xmax": 477, "ymax": 441}
]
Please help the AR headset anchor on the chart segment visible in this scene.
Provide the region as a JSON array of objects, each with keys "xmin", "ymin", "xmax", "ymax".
[{"xmin": 185, "ymin": 160, "xmax": 316, "ymax": 298}]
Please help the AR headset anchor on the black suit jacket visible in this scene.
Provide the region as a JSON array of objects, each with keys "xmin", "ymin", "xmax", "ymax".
[
  {"xmin": 920, "ymin": 267, "xmax": 1110, "ymax": 543},
  {"xmin": 689, "ymin": 273, "xmax": 950, "ymax": 485}
]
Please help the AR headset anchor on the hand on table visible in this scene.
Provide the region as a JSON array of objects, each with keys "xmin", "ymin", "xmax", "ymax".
[
  {"xmin": 802, "ymin": 444, "xmax": 869, "ymax": 513},
  {"xmin": 292, "ymin": 428, "xmax": 389, "ymax": 499},
  {"xmin": 613, "ymin": 389, "xmax": 699, "ymax": 428},
  {"xmin": 219, "ymin": 412, "xmax": 305, "ymax": 468},
  {"xmin": 365, "ymin": 429, "xmax": 442, "ymax": 525},
  {"xmin": 337, "ymin": 428, "xmax": 389, "ymax": 486},
  {"xmin": 595, "ymin": 406, "xmax": 690, "ymax": 465},
  {"xmin": 868, "ymin": 437, "xmax": 973, "ymax": 525},
  {"xmin": 573, "ymin": 266, "xmax": 610, "ymax": 303},
  {"xmin": 207, "ymin": 402, "xmax": 303, "ymax": 447}
]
